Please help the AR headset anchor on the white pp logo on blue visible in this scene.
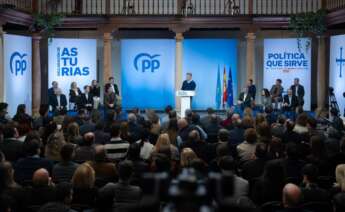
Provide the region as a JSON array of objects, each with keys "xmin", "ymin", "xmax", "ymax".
[
  {"xmin": 134, "ymin": 53, "xmax": 160, "ymax": 73},
  {"xmin": 10, "ymin": 51, "xmax": 27, "ymax": 76}
]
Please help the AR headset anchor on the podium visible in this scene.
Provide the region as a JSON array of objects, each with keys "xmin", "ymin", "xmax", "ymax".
[{"xmin": 176, "ymin": 90, "xmax": 195, "ymax": 118}]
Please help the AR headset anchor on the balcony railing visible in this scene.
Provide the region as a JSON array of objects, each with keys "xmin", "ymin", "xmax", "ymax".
[{"xmin": 1, "ymin": 0, "xmax": 344, "ymax": 16}]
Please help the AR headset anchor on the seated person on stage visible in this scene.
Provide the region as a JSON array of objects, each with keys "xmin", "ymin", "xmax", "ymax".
[
  {"xmin": 261, "ymin": 88, "xmax": 272, "ymax": 110},
  {"xmin": 181, "ymin": 72, "xmax": 196, "ymax": 91},
  {"xmin": 50, "ymin": 88, "xmax": 67, "ymax": 113},
  {"xmin": 104, "ymin": 84, "xmax": 116, "ymax": 110},
  {"xmin": 247, "ymin": 79, "xmax": 257, "ymax": 100},
  {"xmin": 238, "ymin": 87, "xmax": 253, "ymax": 109},
  {"xmin": 291, "ymin": 77, "xmax": 305, "ymax": 109},
  {"xmin": 270, "ymin": 79, "xmax": 284, "ymax": 109},
  {"xmin": 282, "ymin": 89, "xmax": 298, "ymax": 112},
  {"xmin": 80, "ymin": 85, "xmax": 93, "ymax": 111},
  {"xmin": 69, "ymin": 81, "xmax": 82, "ymax": 110},
  {"xmin": 48, "ymin": 81, "xmax": 59, "ymax": 99}
]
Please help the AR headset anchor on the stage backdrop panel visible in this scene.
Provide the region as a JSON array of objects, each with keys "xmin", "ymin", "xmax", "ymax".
[
  {"xmin": 121, "ymin": 39, "xmax": 175, "ymax": 109},
  {"xmin": 3, "ymin": 34, "xmax": 32, "ymax": 116},
  {"xmin": 48, "ymin": 38, "xmax": 97, "ymax": 104},
  {"xmin": 264, "ymin": 38, "xmax": 312, "ymax": 110},
  {"xmin": 183, "ymin": 39, "xmax": 238, "ymax": 109},
  {"xmin": 330, "ymin": 34, "xmax": 345, "ymax": 115}
]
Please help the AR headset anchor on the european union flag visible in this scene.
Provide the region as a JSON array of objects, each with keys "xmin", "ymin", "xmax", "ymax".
[
  {"xmin": 216, "ymin": 65, "xmax": 221, "ymax": 109},
  {"xmin": 227, "ymin": 67, "xmax": 234, "ymax": 107}
]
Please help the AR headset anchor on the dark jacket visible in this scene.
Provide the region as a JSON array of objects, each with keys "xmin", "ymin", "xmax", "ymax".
[
  {"xmin": 283, "ymin": 95, "xmax": 298, "ymax": 111},
  {"xmin": 0, "ymin": 138, "xmax": 23, "ymax": 162},
  {"xmin": 80, "ymin": 93, "xmax": 94, "ymax": 110},
  {"xmin": 291, "ymin": 84, "xmax": 305, "ymax": 105},
  {"xmin": 49, "ymin": 94, "xmax": 68, "ymax": 112},
  {"xmin": 14, "ymin": 157, "xmax": 53, "ymax": 184},
  {"xmin": 181, "ymin": 80, "xmax": 196, "ymax": 91}
]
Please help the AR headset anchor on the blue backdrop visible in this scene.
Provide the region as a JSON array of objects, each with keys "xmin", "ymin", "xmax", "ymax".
[
  {"xmin": 121, "ymin": 39, "xmax": 175, "ymax": 109},
  {"xmin": 183, "ymin": 39, "xmax": 238, "ymax": 109}
]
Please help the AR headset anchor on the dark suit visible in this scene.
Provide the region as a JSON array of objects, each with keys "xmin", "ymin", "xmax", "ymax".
[
  {"xmin": 80, "ymin": 93, "xmax": 93, "ymax": 110},
  {"xmin": 14, "ymin": 157, "xmax": 53, "ymax": 184},
  {"xmin": 238, "ymin": 92, "xmax": 252, "ymax": 109},
  {"xmin": 248, "ymin": 84, "xmax": 257, "ymax": 100},
  {"xmin": 283, "ymin": 95, "xmax": 298, "ymax": 111},
  {"xmin": 90, "ymin": 86, "xmax": 100, "ymax": 97},
  {"xmin": 291, "ymin": 84, "xmax": 305, "ymax": 107},
  {"xmin": 105, "ymin": 83, "xmax": 120, "ymax": 96},
  {"xmin": 104, "ymin": 92, "xmax": 116, "ymax": 110},
  {"xmin": 50, "ymin": 94, "xmax": 67, "ymax": 112},
  {"xmin": 69, "ymin": 88, "xmax": 82, "ymax": 106},
  {"xmin": 0, "ymin": 138, "xmax": 23, "ymax": 162},
  {"xmin": 47, "ymin": 87, "xmax": 55, "ymax": 99},
  {"xmin": 181, "ymin": 80, "xmax": 196, "ymax": 91}
]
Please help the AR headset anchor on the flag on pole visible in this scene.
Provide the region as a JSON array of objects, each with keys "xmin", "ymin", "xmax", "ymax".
[
  {"xmin": 227, "ymin": 67, "xmax": 234, "ymax": 107},
  {"xmin": 222, "ymin": 66, "xmax": 227, "ymax": 108},
  {"xmin": 216, "ymin": 65, "xmax": 221, "ymax": 109}
]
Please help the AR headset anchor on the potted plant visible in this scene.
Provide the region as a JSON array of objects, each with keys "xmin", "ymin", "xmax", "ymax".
[
  {"xmin": 289, "ymin": 9, "xmax": 327, "ymax": 52},
  {"xmin": 30, "ymin": 13, "xmax": 64, "ymax": 41}
]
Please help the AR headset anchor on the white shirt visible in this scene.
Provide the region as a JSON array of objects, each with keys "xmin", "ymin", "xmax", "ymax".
[
  {"xmin": 295, "ymin": 85, "xmax": 299, "ymax": 96},
  {"xmin": 57, "ymin": 95, "xmax": 61, "ymax": 107}
]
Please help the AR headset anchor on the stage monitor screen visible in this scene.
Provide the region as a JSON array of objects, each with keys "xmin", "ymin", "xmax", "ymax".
[
  {"xmin": 3, "ymin": 34, "xmax": 32, "ymax": 116},
  {"xmin": 264, "ymin": 38, "xmax": 312, "ymax": 111},
  {"xmin": 121, "ymin": 39, "xmax": 175, "ymax": 110},
  {"xmin": 48, "ymin": 38, "xmax": 97, "ymax": 104}
]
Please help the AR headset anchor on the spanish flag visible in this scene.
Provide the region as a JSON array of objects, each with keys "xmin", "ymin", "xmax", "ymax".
[{"xmin": 222, "ymin": 66, "xmax": 227, "ymax": 108}]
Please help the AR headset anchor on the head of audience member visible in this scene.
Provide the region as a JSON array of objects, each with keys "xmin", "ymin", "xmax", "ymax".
[
  {"xmin": 60, "ymin": 143, "xmax": 75, "ymax": 163},
  {"xmin": 128, "ymin": 113, "xmax": 137, "ymax": 124},
  {"xmin": 23, "ymin": 138, "xmax": 41, "ymax": 157},
  {"xmin": 276, "ymin": 79, "xmax": 282, "ymax": 86},
  {"xmin": 206, "ymin": 107, "xmax": 215, "ymax": 115},
  {"xmin": 216, "ymin": 143, "xmax": 230, "ymax": 160},
  {"xmin": 287, "ymin": 89, "xmax": 293, "ymax": 97},
  {"xmin": 244, "ymin": 128, "xmax": 257, "ymax": 144},
  {"xmin": 46, "ymin": 132, "xmax": 66, "ymax": 160},
  {"xmin": 66, "ymin": 122, "xmax": 80, "ymax": 143},
  {"xmin": 118, "ymin": 160, "xmax": 134, "ymax": 183},
  {"xmin": 336, "ymin": 164, "xmax": 345, "ymax": 192},
  {"xmin": 294, "ymin": 78, "xmax": 300, "ymax": 86},
  {"xmin": 218, "ymin": 129, "xmax": 230, "ymax": 143},
  {"xmin": 218, "ymin": 156, "xmax": 237, "ymax": 175},
  {"xmin": 0, "ymin": 161, "xmax": 16, "ymax": 189},
  {"xmin": 263, "ymin": 160, "xmax": 285, "ymax": 185},
  {"xmin": 282, "ymin": 183, "xmax": 302, "ymax": 208},
  {"xmin": 15, "ymin": 104, "xmax": 26, "ymax": 116},
  {"xmin": 310, "ymin": 135, "xmax": 326, "ymax": 159},
  {"xmin": 255, "ymin": 113, "xmax": 266, "ymax": 126},
  {"xmin": 286, "ymin": 143, "xmax": 299, "ymax": 160},
  {"xmin": 127, "ymin": 143, "xmax": 141, "ymax": 161},
  {"xmin": 302, "ymin": 164, "xmax": 319, "ymax": 186},
  {"xmin": 2, "ymin": 123, "xmax": 18, "ymax": 139},
  {"xmin": 32, "ymin": 168, "xmax": 51, "ymax": 187},
  {"xmin": 262, "ymin": 88, "xmax": 270, "ymax": 97},
  {"xmin": 84, "ymin": 85, "xmax": 90, "ymax": 94},
  {"xmin": 177, "ymin": 118, "xmax": 189, "ymax": 130},
  {"xmin": 191, "ymin": 113, "xmax": 201, "ymax": 125},
  {"xmin": 186, "ymin": 72, "xmax": 192, "ymax": 81},
  {"xmin": 55, "ymin": 182, "xmax": 73, "ymax": 205},
  {"xmin": 185, "ymin": 109, "xmax": 193, "ymax": 121},
  {"xmin": 225, "ymin": 108, "xmax": 234, "ymax": 120},
  {"xmin": 256, "ymin": 122, "xmax": 272, "ymax": 140},
  {"xmin": 188, "ymin": 130, "xmax": 201, "ymax": 143},
  {"xmin": 254, "ymin": 143, "xmax": 267, "ymax": 159},
  {"xmin": 55, "ymin": 88, "xmax": 62, "ymax": 96},
  {"xmin": 91, "ymin": 79, "xmax": 98, "ymax": 87},
  {"xmin": 120, "ymin": 122, "xmax": 130, "ymax": 140},
  {"xmin": 231, "ymin": 113, "xmax": 241, "ymax": 127},
  {"xmin": 169, "ymin": 110, "xmax": 177, "ymax": 120},
  {"xmin": 72, "ymin": 163, "xmax": 95, "ymax": 189},
  {"xmin": 0, "ymin": 102, "xmax": 8, "ymax": 117},
  {"xmin": 82, "ymin": 132, "xmax": 95, "ymax": 147},
  {"xmin": 295, "ymin": 113, "xmax": 309, "ymax": 127},
  {"xmin": 155, "ymin": 133, "xmax": 171, "ymax": 152},
  {"xmin": 190, "ymin": 158, "xmax": 207, "ymax": 178},
  {"xmin": 39, "ymin": 104, "xmax": 49, "ymax": 118},
  {"xmin": 164, "ymin": 105, "xmax": 173, "ymax": 115},
  {"xmin": 180, "ymin": 148, "xmax": 198, "ymax": 168},
  {"xmin": 168, "ymin": 118, "xmax": 178, "ymax": 132},
  {"xmin": 70, "ymin": 82, "xmax": 78, "ymax": 90},
  {"xmin": 110, "ymin": 123, "xmax": 121, "ymax": 139},
  {"xmin": 333, "ymin": 192, "xmax": 345, "ymax": 212}
]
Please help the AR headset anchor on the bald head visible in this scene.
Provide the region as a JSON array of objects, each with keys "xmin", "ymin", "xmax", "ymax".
[
  {"xmin": 32, "ymin": 168, "xmax": 50, "ymax": 186},
  {"xmin": 177, "ymin": 118, "xmax": 188, "ymax": 130},
  {"xmin": 283, "ymin": 183, "xmax": 302, "ymax": 208},
  {"xmin": 83, "ymin": 132, "xmax": 95, "ymax": 146},
  {"xmin": 188, "ymin": 130, "xmax": 200, "ymax": 142}
]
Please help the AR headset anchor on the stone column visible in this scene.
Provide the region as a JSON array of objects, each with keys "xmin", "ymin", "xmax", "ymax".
[
  {"xmin": 246, "ymin": 32, "xmax": 256, "ymax": 81},
  {"xmin": 317, "ymin": 36, "xmax": 326, "ymax": 110},
  {"xmin": 32, "ymin": 33, "xmax": 42, "ymax": 116},
  {"xmin": 0, "ymin": 25, "xmax": 4, "ymax": 102},
  {"xmin": 103, "ymin": 32, "xmax": 113, "ymax": 85},
  {"xmin": 175, "ymin": 32, "xmax": 184, "ymax": 112}
]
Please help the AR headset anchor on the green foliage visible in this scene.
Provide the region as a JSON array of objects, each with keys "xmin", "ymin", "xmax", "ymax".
[
  {"xmin": 30, "ymin": 13, "xmax": 63, "ymax": 41},
  {"xmin": 289, "ymin": 9, "xmax": 327, "ymax": 52}
]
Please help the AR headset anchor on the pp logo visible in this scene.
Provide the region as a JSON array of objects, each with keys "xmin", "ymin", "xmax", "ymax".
[
  {"xmin": 10, "ymin": 52, "xmax": 27, "ymax": 76},
  {"xmin": 134, "ymin": 53, "xmax": 160, "ymax": 73}
]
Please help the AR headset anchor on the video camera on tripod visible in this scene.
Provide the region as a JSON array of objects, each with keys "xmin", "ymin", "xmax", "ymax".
[{"xmin": 329, "ymin": 87, "xmax": 344, "ymax": 117}]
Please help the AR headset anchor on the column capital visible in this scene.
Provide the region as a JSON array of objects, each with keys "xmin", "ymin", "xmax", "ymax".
[
  {"xmin": 103, "ymin": 32, "xmax": 113, "ymax": 41},
  {"xmin": 175, "ymin": 33, "xmax": 184, "ymax": 41},
  {"xmin": 245, "ymin": 32, "xmax": 256, "ymax": 40},
  {"xmin": 32, "ymin": 33, "xmax": 42, "ymax": 41}
]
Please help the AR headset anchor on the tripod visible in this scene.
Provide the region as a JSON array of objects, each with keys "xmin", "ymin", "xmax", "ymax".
[{"xmin": 329, "ymin": 91, "xmax": 340, "ymax": 116}]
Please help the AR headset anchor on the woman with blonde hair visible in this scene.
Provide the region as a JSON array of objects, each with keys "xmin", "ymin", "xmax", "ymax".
[
  {"xmin": 154, "ymin": 133, "xmax": 179, "ymax": 160},
  {"xmin": 180, "ymin": 148, "xmax": 198, "ymax": 168},
  {"xmin": 336, "ymin": 164, "xmax": 345, "ymax": 192},
  {"xmin": 66, "ymin": 122, "xmax": 82, "ymax": 144},
  {"xmin": 45, "ymin": 132, "xmax": 66, "ymax": 161},
  {"xmin": 71, "ymin": 163, "xmax": 97, "ymax": 207}
]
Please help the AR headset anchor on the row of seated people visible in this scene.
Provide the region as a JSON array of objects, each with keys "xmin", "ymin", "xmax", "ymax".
[{"xmin": 1, "ymin": 102, "xmax": 345, "ymax": 211}]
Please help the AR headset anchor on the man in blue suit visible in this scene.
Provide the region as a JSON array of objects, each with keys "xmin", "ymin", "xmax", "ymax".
[{"xmin": 181, "ymin": 73, "xmax": 196, "ymax": 91}]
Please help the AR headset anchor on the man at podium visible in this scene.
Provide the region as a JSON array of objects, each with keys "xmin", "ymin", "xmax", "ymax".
[{"xmin": 181, "ymin": 73, "xmax": 196, "ymax": 91}]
